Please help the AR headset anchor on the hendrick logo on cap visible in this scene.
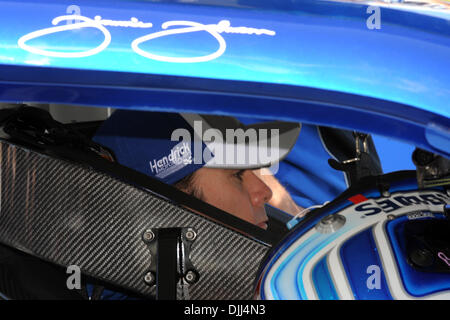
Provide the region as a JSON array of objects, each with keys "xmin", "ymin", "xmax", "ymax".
[{"xmin": 149, "ymin": 142, "xmax": 192, "ymax": 179}]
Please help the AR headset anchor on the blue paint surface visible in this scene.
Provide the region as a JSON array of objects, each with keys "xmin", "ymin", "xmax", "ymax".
[
  {"xmin": 0, "ymin": 0, "xmax": 448, "ymax": 157},
  {"xmin": 340, "ymin": 228, "xmax": 393, "ymax": 299},
  {"xmin": 312, "ymin": 257, "xmax": 339, "ymax": 300}
]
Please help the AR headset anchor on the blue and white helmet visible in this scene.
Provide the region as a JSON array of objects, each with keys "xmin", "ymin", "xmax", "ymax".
[{"xmin": 256, "ymin": 172, "xmax": 450, "ymax": 300}]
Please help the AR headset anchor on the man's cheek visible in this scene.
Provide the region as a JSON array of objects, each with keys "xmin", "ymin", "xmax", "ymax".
[{"xmin": 202, "ymin": 191, "xmax": 230, "ymax": 212}]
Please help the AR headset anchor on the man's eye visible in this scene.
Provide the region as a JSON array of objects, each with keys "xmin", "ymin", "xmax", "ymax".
[{"xmin": 234, "ymin": 170, "xmax": 245, "ymax": 181}]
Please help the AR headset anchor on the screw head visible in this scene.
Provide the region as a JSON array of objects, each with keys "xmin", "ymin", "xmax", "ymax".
[
  {"xmin": 315, "ymin": 214, "xmax": 346, "ymax": 234},
  {"xmin": 144, "ymin": 272, "xmax": 155, "ymax": 285},
  {"xmin": 143, "ymin": 230, "xmax": 155, "ymax": 243},
  {"xmin": 379, "ymin": 183, "xmax": 391, "ymax": 198},
  {"xmin": 387, "ymin": 214, "xmax": 396, "ymax": 221},
  {"xmin": 185, "ymin": 271, "xmax": 197, "ymax": 284},
  {"xmin": 185, "ymin": 228, "xmax": 197, "ymax": 241},
  {"xmin": 321, "ymin": 215, "xmax": 336, "ymax": 225}
]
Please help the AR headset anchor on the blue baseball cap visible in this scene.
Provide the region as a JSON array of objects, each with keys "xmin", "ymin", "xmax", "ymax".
[{"xmin": 93, "ymin": 109, "xmax": 301, "ymax": 185}]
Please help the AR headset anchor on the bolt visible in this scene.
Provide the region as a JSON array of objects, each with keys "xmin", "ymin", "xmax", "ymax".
[
  {"xmin": 387, "ymin": 214, "xmax": 396, "ymax": 221},
  {"xmin": 143, "ymin": 230, "xmax": 155, "ymax": 243},
  {"xmin": 144, "ymin": 272, "xmax": 155, "ymax": 285},
  {"xmin": 185, "ymin": 228, "xmax": 197, "ymax": 241},
  {"xmin": 321, "ymin": 215, "xmax": 335, "ymax": 225},
  {"xmin": 413, "ymin": 149, "xmax": 434, "ymax": 167},
  {"xmin": 410, "ymin": 248, "xmax": 433, "ymax": 268},
  {"xmin": 185, "ymin": 271, "xmax": 197, "ymax": 284},
  {"xmin": 379, "ymin": 183, "xmax": 390, "ymax": 197},
  {"xmin": 316, "ymin": 214, "xmax": 345, "ymax": 234}
]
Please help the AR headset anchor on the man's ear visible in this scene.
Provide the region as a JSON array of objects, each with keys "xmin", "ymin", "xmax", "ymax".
[{"xmin": 174, "ymin": 171, "xmax": 205, "ymax": 201}]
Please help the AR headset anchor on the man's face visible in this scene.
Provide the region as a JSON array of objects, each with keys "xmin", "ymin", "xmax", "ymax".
[{"xmin": 187, "ymin": 168, "xmax": 272, "ymax": 229}]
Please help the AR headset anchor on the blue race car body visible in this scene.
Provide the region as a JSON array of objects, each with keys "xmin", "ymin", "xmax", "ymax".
[{"xmin": 0, "ymin": 0, "xmax": 448, "ymax": 300}]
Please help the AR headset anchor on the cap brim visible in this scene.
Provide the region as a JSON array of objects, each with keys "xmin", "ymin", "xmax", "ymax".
[{"xmin": 180, "ymin": 113, "xmax": 301, "ymax": 169}]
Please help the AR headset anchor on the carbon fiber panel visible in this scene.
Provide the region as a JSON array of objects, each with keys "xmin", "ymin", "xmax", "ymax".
[{"xmin": 0, "ymin": 141, "xmax": 269, "ymax": 299}]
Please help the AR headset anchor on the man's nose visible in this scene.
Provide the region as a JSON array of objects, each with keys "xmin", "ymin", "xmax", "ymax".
[{"xmin": 245, "ymin": 170, "xmax": 273, "ymax": 208}]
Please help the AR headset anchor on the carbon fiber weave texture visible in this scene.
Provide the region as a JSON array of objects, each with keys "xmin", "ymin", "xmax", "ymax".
[{"xmin": 0, "ymin": 142, "xmax": 269, "ymax": 299}]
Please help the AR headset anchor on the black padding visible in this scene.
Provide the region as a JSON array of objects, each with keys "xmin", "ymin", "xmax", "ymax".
[{"xmin": 0, "ymin": 244, "xmax": 85, "ymax": 300}]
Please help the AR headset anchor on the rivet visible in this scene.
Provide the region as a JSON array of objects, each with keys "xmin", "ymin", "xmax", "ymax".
[
  {"xmin": 143, "ymin": 230, "xmax": 155, "ymax": 243},
  {"xmin": 185, "ymin": 271, "xmax": 197, "ymax": 284},
  {"xmin": 144, "ymin": 272, "xmax": 155, "ymax": 285},
  {"xmin": 185, "ymin": 228, "xmax": 197, "ymax": 241}
]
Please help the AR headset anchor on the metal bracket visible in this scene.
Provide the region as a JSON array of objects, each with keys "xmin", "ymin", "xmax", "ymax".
[
  {"xmin": 412, "ymin": 148, "xmax": 450, "ymax": 189},
  {"xmin": 141, "ymin": 227, "xmax": 199, "ymax": 300},
  {"xmin": 328, "ymin": 132, "xmax": 379, "ymax": 186}
]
